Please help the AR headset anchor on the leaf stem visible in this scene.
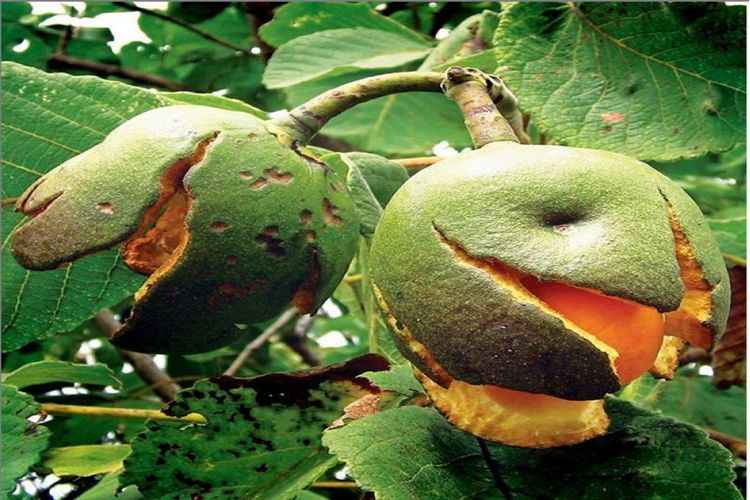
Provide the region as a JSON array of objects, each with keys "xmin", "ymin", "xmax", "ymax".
[
  {"xmin": 39, "ymin": 403, "xmax": 205, "ymax": 424},
  {"xmin": 268, "ymin": 71, "xmax": 444, "ymax": 144}
]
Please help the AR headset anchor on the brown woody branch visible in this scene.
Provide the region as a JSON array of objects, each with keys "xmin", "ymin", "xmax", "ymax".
[
  {"xmin": 224, "ymin": 308, "xmax": 300, "ymax": 376},
  {"xmin": 49, "ymin": 53, "xmax": 186, "ymax": 91},
  {"xmin": 94, "ymin": 310, "xmax": 180, "ymax": 402},
  {"xmin": 113, "ymin": 2, "xmax": 253, "ymax": 55}
]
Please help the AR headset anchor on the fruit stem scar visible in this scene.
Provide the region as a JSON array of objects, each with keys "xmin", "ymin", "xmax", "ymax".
[
  {"xmin": 268, "ymin": 71, "xmax": 445, "ymax": 144},
  {"xmin": 123, "ymin": 132, "xmax": 219, "ymax": 301},
  {"xmin": 431, "ymin": 222, "xmax": 621, "ymax": 373},
  {"xmin": 660, "ymin": 193, "xmax": 715, "ymax": 350}
]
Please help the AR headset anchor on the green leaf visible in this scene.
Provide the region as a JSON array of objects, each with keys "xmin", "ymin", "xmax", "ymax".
[
  {"xmin": 493, "ymin": 3, "xmax": 746, "ymax": 161},
  {"xmin": 423, "ymin": 11, "xmax": 499, "ymax": 71},
  {"xmin": 324, "ymin": 398, "xmax": 742, "ymax": 499},
  {"xmin": 320, "ymin": 153, "xmax": 383, "ymax": 237},
  {"xmin": 340, "ymin": 152, "xmax": 410, "ymax": 208},
  {"xmin": 1, "ymin": 384, "xmax": 50, "ymax": 496},
  {"xmin": 362, "ymin": 365, "xmax": 423, "ymax": 398},
  {"xmin": 259, "ymin": 2, "xmax": 428, "ymax": 47},
  {"xmin": 123, "ymin": 355, "xmax": 390, "ymax": 500},
  {"xmin": 631, "ymin": 368, "xmax": 746, "ymax": 440},
  {"xmin": 708, "ymin": 206, "xmax": 747, "ymax": 264},
  {"xmin": 263, "ymin": 28, "xmax": 431, "ymax": 89},
  {"xmin": 3, "ymin": 360, "xmax": 122, "ymax": 389},
  {"xmin": 78, "ymin": 470, "xmax": 143, "ymax": 500},
  {"xmin": 43, "ymin": 444, "xmax": 132, "ymax": 477}
]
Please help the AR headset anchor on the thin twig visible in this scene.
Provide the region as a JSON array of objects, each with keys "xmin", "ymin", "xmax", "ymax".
[
  {"xmin": 240, "ymin": 2, "xmax": 275, "ymax": 61},
  {"xmin": 40, "ymin": 403, "xmax": 205, "ymax": 424},
  {"xmin": 394, "ymin": 156, "xmax": 442, "ymax": 171},
  {"xmin": 310, "ymin": 481, "xmax": 359, "ymax": 489},
  {"xmin": 343, "ymin": 274, "xmax": 364, "ymax": 284},
  {"xmin": 706, "ymin": 428, "xmax": 747, "ymax": 459},
  {"xmin": 281, "ymin": 314, "xmax": 321, "ymax": 366},
  {"xmin": 477, "ymin": 438, "xmax": 513, "ymax": 500},
  {"xmin": 224, "ymin": 308, "xmax": 300, "ymax": 376},
  {"xmin": 679, "ymin": 347, "xmax": 712, "ymax": 366},
  {"xmin": 49, "ymin": 53, "xmax": 185, "ymax": 91},
  {"xmin": 94, "ymin": 310, "xmax": 180, "ymax": 402},
  {"xmin": 113, "ymin": 2, "xmax": 253, "ymax": 55}
]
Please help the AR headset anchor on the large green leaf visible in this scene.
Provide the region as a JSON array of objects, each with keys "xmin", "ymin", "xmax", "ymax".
[
  {"xmin": 263, "ymin": 28, "xmax": 431, "ymax": 89},
  {"xmin": 259, "ymin": 2, "xmax": 428, "ymax": 47},
  {"xmin": 324, "ymin": 398, "xmax": 742, "ymax": 499},
  {"xmin": 491, "ymin": 3, "xmax": 745, "ymax": 162},
  {"xmin": 43, "ymin": 444, "xmax": 132, "ymax": 477},
  {"xmin": 123, "ymin": 355, "xmax": 389, "ymax": 500},
  {"xmin": 630, "ymin": 368, "xmax": 746, "ymax": 440},
  {"xmin": 3, "ymin": 360, "xmax": 122, "ymax": 389},
  {"xmin": 1, "ymin": 384, "xmax": 50, "ymax": 496}
]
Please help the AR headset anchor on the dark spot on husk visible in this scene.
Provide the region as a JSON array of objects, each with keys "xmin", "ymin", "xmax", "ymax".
[
  {"xmin": 300, "ymin": 209, "xmax": 313, "ymax": 225},
  {"xmin": 322, "ymin": 198, "xmax": 343, "ymax": 227},
  {"xmin": 263, "ymin": 167, "xmax": 294, "ymax": 184},
  {"xmin": 210, "ymin": 221, "xmax": 229, "ymax": 234},
  {"xmin": 255, "ymin": 227, "xmax": 286, "ymax": 257}
]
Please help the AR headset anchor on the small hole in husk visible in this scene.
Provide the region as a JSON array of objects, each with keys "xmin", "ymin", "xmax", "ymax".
[
  {"xmin": 300, "ymin": 209, "xmax": 313, "ymax": 225},
  {"xmin": 210, "ymin": 221, "xmax": 229, "ymax": 234},
  {"xmin": 322, "ymin": 198, "xmax": 343, "ymax": 227},
  {"xmin": 249, "ymin": 177, "xmax": 268, "ymax": 190},
  {"xmin": 97, "ymin": 202, "xmax": 114, "ymax": 215},
  {"xmin": 263, "ymin": 167, "xmax": 293, "ymax": 184}
]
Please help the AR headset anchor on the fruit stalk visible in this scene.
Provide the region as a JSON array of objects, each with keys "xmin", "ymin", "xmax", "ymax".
[
  {"xmin": 441, "ymin": 67, "xmax": 528, "ymax": 147},
  {"xmin": 269, "ymin": 71, "xmax": 444, "ymax": 143}
]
